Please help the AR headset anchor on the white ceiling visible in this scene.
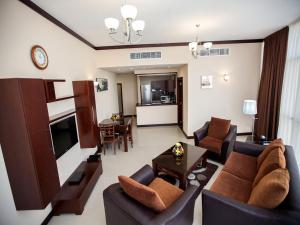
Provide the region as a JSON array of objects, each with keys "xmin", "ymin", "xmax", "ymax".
[{"xmin": 31, "ymin": 0, "xmax": 300, "ymax": 47}]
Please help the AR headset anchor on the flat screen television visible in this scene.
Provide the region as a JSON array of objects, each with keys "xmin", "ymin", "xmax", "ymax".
[{"xmin": 50, "ymin": 115, "xmax": 78, "ymax": 160}]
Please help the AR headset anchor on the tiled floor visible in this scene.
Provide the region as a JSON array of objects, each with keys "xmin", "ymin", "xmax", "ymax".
[{"xmin": 49, "ymin": 122, "xmax": 245, "ymax": 225}]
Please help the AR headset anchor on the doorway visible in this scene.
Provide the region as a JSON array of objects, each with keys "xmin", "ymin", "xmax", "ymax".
[
  {"xmin": 177, "ymin": 77, "xmax": 183, "ymax": 129},
  {"xmin": 117, "ymin": 83, "xmax": 124, "ymax": 114}
]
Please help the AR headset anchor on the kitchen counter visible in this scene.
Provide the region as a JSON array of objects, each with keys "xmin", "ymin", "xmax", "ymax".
[
  {"xmin": 136, "ymin": 104, "xmax": 178, "ymax": 126},
  {"xmin": 136, "ymin": 103, "xmax": 177, "ymax": 107}
]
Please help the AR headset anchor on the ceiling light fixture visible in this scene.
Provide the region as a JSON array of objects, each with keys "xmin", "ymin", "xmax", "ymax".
[
  {"xmin": 104, "ymin": 3, "xmax": 145, "ymax": 44},
  {"xmin": 188, "ymin": 24, "xmax": 213, "ymax": 58}
]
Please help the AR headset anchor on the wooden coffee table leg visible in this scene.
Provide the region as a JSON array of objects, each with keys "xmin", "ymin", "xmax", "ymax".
[
  {"xmin": 179, "ymin": 175, "xmax": 187, "ymax": 190},
  {"xmin": 202, "ymin": 153, "xmax": 208, "ymax": 168}
]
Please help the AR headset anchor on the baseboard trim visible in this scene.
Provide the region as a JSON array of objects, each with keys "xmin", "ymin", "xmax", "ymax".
[
  {"xmin": 237, "ymin": 132, "xmax": 252, "ymax": 136},
  {"xmin": 40, "ymin": 209, "xmax": 54, "ymax": 225},
  {"xmin": 180, "ymin": 127, "xmax": 194, "ymax": 139},
  {"xmin": 124, "ymin": 115, "xmax": 136, "ymax": 117},
  {"xmin": 137, "ymin": 123, "xmax": 178, "ymax": 127}
]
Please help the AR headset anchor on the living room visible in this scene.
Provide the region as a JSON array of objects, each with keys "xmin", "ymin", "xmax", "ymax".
[{"xmin": 0, "ymin": 1, "xmax": 300, "ymax": 225}]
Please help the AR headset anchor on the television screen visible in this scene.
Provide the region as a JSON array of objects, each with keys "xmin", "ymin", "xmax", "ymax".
[{"xmin": 50, "ymin": 115, "xmax": 78, "ymax": 160}]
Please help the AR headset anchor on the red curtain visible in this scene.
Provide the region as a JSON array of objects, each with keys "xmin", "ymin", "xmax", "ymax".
[{"xmin": 254, "ymin": 27, "xmax": 289, "ymax": 140}]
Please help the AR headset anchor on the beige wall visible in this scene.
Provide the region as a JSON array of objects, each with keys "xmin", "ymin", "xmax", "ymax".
[
  {"xmin": 116, "ymin": 73, "xmax": 138, "ymax": 115},
  {"xmin": 187, "ymin": 45, "xmax": 261, "ymax": 135},
  {"xmin": 95, "ymin": 44, "xmax": 262, "ymax": 135},
  {"xmin": 0, "ymin": 1, "xmax": 116, "ymax": 225},
  {"xmin": 96, "ymin": 69, "xmax": 119, "ymax": 120}
]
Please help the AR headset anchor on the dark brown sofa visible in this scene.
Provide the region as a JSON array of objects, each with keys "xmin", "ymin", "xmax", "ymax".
[
  {"xmin": 103, "ymin": 165, "xmax": 199, "ymax": 225},
  {"xmin": 194, "ymin": 120, "xmax": 237, "ymax": 163},
  {"xmin": 202, "ymin": 141, "xmax": 300, "ymax": 225}
]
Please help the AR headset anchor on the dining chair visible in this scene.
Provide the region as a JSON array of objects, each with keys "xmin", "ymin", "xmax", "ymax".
[
  {"xmin": 99, "ymin": 125, "xmax": 118, "ymax": 155},
  {"xmin": 116, "ymin": 118, "xmax": 133, "ymax": 151}
]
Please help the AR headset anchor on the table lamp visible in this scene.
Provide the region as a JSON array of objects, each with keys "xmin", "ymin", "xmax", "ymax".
[{"xmin": 243, "ymin": 100, "xmax": 257, "ymax": 141}]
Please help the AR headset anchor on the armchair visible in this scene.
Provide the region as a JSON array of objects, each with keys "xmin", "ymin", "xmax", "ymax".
[
  {"xmin": 103, "ymin": 165, "xmax": 199, "ymax": 225},
  {"xmin": 194, "ymin": 118, "xmax": 237, "ymax": 163}
]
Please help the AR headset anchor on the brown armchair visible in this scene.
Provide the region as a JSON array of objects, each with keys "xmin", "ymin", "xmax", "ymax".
[
  {"xmin": 103, "ymin": 165, "xmax": 199, "ymax": 225},
  {"xmin": 194, "ymin": 117, "xmax": 237, "ymax": 163}
]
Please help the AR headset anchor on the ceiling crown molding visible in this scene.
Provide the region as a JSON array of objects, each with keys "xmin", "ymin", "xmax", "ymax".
[
  {"xmin": 19, "ymin": 0, "xmax": 263, "ymax": 51},
  {"xmin": 18, "ymin": 0, "xmax": 95, "ymax": 48},
  {"xmin": 94, "ymin": 39, "xmax": 263, "ymax": 50}
]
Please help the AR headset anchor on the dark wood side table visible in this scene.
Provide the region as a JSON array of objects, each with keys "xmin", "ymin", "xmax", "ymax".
[
  {"xmin": 245, "ymin": 135, "xmax": 271, "ymax": 145},
  {"xmin": 152, "ymin": 142, "xmax": 207, "ymax": 190}
]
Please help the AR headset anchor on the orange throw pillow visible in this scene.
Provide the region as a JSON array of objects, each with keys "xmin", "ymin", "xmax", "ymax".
[
  {"xmin": 248, "ymin": 168, "xmax": 290, "ymax": 209},
  {"xmin": 253, "ymin": 148, "xmax": 286, "ymax": 187},
  {"xmin": 118, "ymin": 176, "xmax": 166, "ymax": 212},
  {"xmin": 207, "ymin": 117, "xmax": 231, "ymax": 140},
  {"xmin": 148, "ymin": 178, "xmax": 183, "ymax": 208},
  {"xmin": 257, "ymin": 139, "xmax": 285, "ymax": 169}
]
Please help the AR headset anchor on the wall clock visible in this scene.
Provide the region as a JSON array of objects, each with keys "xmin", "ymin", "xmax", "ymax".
[{"xmin": 31, "ymin": 45, "xmax": 48, "ymax": 70}]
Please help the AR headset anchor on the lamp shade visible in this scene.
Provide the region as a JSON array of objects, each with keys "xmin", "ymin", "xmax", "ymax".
[
  {"xmin": 121, "ymin": 4, "xmax": 137, "ymax": 19},
  {"xmin": 104, "ymin": 18, "xmax": 119, "ymax": 30},
  {"xmin": 243, "ymin": 100, "xmax": 257, "ymax": 115},
  {"xmin": 132, "ymin": 20, "xmax": 145, "ymax": 31}
]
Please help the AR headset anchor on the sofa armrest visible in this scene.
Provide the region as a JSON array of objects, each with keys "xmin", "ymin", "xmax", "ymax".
[
  {"xmin": 224, "ymin": 125, "xmax": 237, "ymax": 143},
  {"xmin": 234, "ymin": 141, "xmax": 265, "ymax": 157},
  {"xmin": 202, "ymin": 190, "xmax": 298, "ymax": 225},
  {"xmin": 130, "ymin": 164, "xmax": 155, "ymax": 185},
  {"xmin": 151, "ymin": 185, "xmax": 199, "ymax": 225},
  {"xmin": 221, "ymin": 125, "xmax": 237, "ymax": 161},
  {"xmin": 194, "ymin": 122, "xmax": 209, "ymax": 146}
]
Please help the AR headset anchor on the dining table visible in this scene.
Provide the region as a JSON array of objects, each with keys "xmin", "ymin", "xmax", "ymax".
[{"xmin": 98, "ymin": 117, "xmax": 132, "ymax": 152}]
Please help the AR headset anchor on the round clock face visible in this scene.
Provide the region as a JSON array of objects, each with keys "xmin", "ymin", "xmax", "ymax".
[{"xmin": 31, "ymin": 45, "xmax": 48, "ymax": 70}]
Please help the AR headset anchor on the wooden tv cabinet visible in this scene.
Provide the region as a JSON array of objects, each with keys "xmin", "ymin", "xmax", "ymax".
[{"xmin": 52, "ymin": 160, "xmax": 103, "ymax": 215}]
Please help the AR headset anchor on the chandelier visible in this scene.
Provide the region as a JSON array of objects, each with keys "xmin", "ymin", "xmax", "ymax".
[
  {"xmin": 104, "ymin": 4, "xmax": 145, "ymax": 44},
  {"xmin": 188, "ymin": 24, "xmax": 213, "ymax": 58}
]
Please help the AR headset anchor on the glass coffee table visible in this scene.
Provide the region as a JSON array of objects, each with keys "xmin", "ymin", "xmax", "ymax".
[{"xmin": 152, "ymin": 142, "xmax": 208, "ymax": 190}]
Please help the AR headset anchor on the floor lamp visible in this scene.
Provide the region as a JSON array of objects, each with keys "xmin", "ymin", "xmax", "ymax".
[{"xmin": 243, "ymin": 100, "xmax": 257, "ymax": 141}]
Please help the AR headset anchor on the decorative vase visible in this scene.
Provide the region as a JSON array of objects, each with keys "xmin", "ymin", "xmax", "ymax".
[
  {"xmin": 172, "ymin": 142, "xmax": 184, "ymax": 157},
  {"xmin": 111, "ymin": 114, "xmax": 119, "ymax": 121}
]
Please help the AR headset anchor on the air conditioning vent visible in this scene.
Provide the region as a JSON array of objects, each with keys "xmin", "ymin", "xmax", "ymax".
[
  {"xmin": 199, "ymin": 48, "xmax": 229, "ymax": 56},
  {"xmin": 130, "ymin": 51, "xmax": 161, "ymax": 59}
]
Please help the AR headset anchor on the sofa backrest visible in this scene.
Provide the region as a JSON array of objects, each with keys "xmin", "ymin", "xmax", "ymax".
[{"xmin": 277, "ymin": 145, "xmax": 300, "ymax": 211}]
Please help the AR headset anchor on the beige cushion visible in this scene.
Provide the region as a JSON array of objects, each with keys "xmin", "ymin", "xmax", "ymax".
[
  {"xmin": 253, "ymin": 148, "xmax": 286, "ymax": 187},
  {"xmin": 210, "ymin": 171, "xmax": 252, "ymax": 203},
  {"xmin": 118, "ymin": 176, "xmax": 166, "ymax": 212},
  {"xmin": 198, "ymin": 136, "xmax": 223, "ymax": 154},
  {"xmin": 257, "ymin": 139, "xmax": 285, "ymax": 169},
  {"xmin": 148, "ymin": 178, "xmax": 183, "ymax": 208},
  {"xmin": 207, "ymin": 117, "xmax": 231, "ymax": 140},
  {"xmin": 223, "ymin": 152, "xmax": 257, "ymax": 182},
  {"xmin": 248, "ymin": 168, "xmax": 290, "ymax": 208}
]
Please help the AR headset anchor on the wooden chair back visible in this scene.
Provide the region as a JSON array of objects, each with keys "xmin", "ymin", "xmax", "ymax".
[{"xmin": 100, "ymin": 125, "xmax": 115, "ymax": 139}]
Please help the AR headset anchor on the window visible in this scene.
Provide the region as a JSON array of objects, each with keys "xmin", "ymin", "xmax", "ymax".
[{"xmin": 278, "ymin": 20, "xmax": 300, "ymax": 167}]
